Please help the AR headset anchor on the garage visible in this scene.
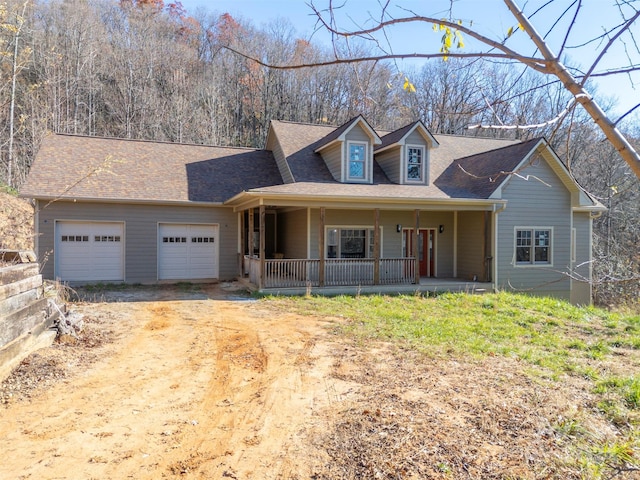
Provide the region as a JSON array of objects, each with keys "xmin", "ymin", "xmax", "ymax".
[
  {"xmin": 55, "ymin": 221, "xmax": 124, "ymax": 282},
  {"xmin": 158, "ymin": 224, "xmax": 219, "ymax": 280}
]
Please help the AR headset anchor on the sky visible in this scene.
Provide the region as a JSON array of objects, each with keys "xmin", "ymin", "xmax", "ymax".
[{"xmin": 178, "ymin": 0, "xmax": 639, "ymax": 119}]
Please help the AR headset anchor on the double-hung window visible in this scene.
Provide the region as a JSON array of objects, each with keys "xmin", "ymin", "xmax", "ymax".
[
  {"xmin": 327, "ymin": 227, "xmax": 377, "ymax": 258},
  {"xmin": 348, "ymin": 142, "xmax": 367, "ymax": 180},
  {"xmin": 406, "ymin": 145, "xmax": 425, "ymax": 182},
  {"xmin": 515, "ymin": 228, "xmax": 551, "ymax": 265}
]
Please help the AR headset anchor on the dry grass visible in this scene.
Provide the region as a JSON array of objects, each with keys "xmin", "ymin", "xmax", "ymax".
[
  {"xmin": 0, "ymin": 190, "xmax": 34, "ymax": 252},
  {"xmin": 308, "ymin": 344, "xmax": 632, "ymax": 479},
  {"xmin": 265, "ymin": 294, "xmax": 640, "ymax": 479}
]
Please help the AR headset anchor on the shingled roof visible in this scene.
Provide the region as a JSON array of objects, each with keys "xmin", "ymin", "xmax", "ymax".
[
  {"xmin": 263, "ymin": 120, "xmax": 523, "ymax": 198},
  {"xmin": 435, "ymin": 138, "xmax": 543, "ymax": 198},
  {"xmin": 20, "ymin": 134, "xmax": 283, "ymax": 203},
  {"xmin": 22, "ymin": 120, "xmax": 543, "ymax": 206}
]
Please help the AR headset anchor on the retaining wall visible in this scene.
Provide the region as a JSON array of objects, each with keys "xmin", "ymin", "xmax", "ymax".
[{"xmin": 0, "ymin": 262, "xmax": 59, "ymax": 381}]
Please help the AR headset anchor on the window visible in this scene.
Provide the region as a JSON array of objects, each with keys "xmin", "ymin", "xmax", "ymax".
[
  {"xmin": 516, "ymin": 228, "xmax": 551, "ymax": 265},
  {"xmin": 348, "ymin": 142, "xmax": 366, "ymax": 180},
  {"xmin": 61, "ymin": 235, "xmax": 88, "ymax": 242},
  {"xmin": 95, "ymin": 235, "xmax": 121, "ymax": 242},
  {"xmin": 327, "ymin": 227, "xmax": 377, "ymax": 258},
  {"xmin": 191, "ymin": 237, "xmax": 214, "ymax": 243},
  {"xmin": 163, "ymin": 237, "xmax": 187, "ymax": 243},
  {"xmin": 406, "ymin": 146, "xmax": 424, "ymax": 182}
]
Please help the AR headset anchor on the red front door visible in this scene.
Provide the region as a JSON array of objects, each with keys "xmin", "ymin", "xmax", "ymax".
[{"xmin": 404, "ymin": 229, "xmax": 436, "ymax": 277}]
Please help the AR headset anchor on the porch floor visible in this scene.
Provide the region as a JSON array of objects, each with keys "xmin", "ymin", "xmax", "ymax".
[{"xmin": 240, "ymin": 277, "xmax": 494, "ymax": 296}]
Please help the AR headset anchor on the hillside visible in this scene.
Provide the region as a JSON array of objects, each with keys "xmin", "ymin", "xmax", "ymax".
[{"xmin": 0, "ymin": 191, "xmax": 34, "ymax": 251}]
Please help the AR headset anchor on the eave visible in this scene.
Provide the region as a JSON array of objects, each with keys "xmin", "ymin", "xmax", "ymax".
[
  {"xmin": 20, "ymin": 194, "xmax": 225, "ymax": 208},
  {"xmin": 225, "ymin": 190, "xmax": 506, "ymax": 212}
]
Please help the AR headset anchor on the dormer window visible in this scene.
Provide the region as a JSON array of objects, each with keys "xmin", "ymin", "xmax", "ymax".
[
  {"xmin": 406, "ymin": 145, "xmax": 425, "ymax": 182},
  {"xmin": 347, "ymin": 141, "xmax": 367, "ymax": 181}
]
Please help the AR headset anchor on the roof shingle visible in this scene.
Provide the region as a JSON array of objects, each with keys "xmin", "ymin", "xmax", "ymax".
[{"xmin": 20, "ymin": 134, "xmax": 283, "ymax": 203}]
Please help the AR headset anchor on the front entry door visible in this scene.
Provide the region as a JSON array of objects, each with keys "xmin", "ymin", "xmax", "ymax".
[{"xmin": 404, "ymin": 229, "xmax": 436, "ymax": 277}]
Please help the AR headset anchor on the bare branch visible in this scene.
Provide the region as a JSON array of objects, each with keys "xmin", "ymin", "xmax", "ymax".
[
  {"xmin": 468, "ymin": 97, "xmax": 578, "ymax": 131},
  {"xmin": 307, "ymin": 5, "xmax": 549, "ymax": 71},
  {"xmin": 581, "ymin": 8, "xmax": 640, "ymax": 87},
  {"xmin": 504, "ymin": 0, "xmax": 640, "ymax": 178},
  {"xmin": 222, "ymin": 44, "xmax": 542, "ymax": 70}
]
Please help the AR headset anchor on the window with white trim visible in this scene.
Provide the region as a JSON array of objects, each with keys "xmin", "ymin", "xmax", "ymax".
[
  {"xmin": 515, "ymin": 228, "xmax": 551, "ymax": 265},
  {"xmin": 347, "ymin": 142, "xmax": 367, "ymax": 180},
  {"xmin": 326, "ymin": 227, "xmax": 378, "ymax": 258},
  {"xmin": 406, "ymin": 145, "xmax": 425, "ymax": 182}
]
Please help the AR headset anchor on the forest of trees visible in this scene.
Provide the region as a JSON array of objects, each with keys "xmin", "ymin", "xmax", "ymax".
[{"xmin": 0, "ymin": 0, "xmax": 637, "ymax": 305}]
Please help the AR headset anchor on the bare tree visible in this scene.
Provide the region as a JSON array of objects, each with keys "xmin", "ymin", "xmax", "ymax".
[{"xmin": 223, "ymin": 0, "xmax": 640, "ymax": 178}]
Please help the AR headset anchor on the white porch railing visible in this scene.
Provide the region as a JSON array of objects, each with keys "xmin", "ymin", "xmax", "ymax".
[{"xmin": 244, "ymin": 256, "xmax": 415, "ymax": 289}]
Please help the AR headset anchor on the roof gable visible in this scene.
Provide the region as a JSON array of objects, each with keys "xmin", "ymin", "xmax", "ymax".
[
  {"xmin": 376, "ymin": 120, "xmax": 439, "ymax": 153},
  {"xmin": 314, "ymin": 115, "xmax": 382, "ymax": 153}
]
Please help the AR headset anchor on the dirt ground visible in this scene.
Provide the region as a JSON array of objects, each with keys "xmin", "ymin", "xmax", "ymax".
[
  {"xmin": 0, "ymin": 283, "xmax": 342, "ymax": 479},
  {"xmin": 1, "ymin": 283, "xmax": 635, "ymax": 479}
]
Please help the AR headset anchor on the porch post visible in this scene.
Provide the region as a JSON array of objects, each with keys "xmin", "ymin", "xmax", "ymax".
[
  {"xmin": 319, "ymin": 207, "xmax": 325, "ymax": 287},
  {"xmin": 259, "ymin": 205, "xmax": 266, "ymax": 290},
  {"xmin": 248, "ymin": 208, "xmax": 254, "ymax": 257},
  {"xmin": 373, "ymin": 208, "xmax": 380, "ymax": 285},
  {"xmin": 413, "ymin": 209, "xmax": 420, "ymax": 285},
  {"xmin": 239, "ymin": 211, "xmax": 245, "ymax": 276}
]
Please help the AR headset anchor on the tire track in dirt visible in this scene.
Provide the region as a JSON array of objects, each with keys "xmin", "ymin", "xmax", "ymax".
[{"xmin": 0, "ymin": 292, "xmax": 348, "ymax": 479}]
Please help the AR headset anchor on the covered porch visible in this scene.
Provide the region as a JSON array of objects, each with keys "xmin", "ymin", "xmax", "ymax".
[{"xmin": 227, "ymin": 194, "xmax": 505, "ymax": 293}]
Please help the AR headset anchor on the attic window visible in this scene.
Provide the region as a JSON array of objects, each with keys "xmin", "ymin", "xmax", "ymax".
[
  {"xmin": 406, "ymin": 146, "xmax": 425, "ymax": 182},
  {"xmin": 347, "ymin": 142, "xmax": 367, "ymax": 180}
]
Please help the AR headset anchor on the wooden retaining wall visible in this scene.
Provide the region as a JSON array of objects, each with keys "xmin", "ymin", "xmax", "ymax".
[{"xmin": 0, "ymin": 262, "xmax": 60, "ymax": 382}]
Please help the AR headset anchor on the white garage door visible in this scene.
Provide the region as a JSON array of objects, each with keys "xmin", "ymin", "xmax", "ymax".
[
  {"xmin": 158, "ymin": 224, "xmax": 218, "ymax": 280},
  {"xmin": 56, "ymin": 221, "xmax": 124, "ymax": 282}
]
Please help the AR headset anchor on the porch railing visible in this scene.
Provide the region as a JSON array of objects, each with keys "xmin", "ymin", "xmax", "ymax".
[{"xmin": 244, "ymin": 256, "xmax": 415, "ymax": 289}]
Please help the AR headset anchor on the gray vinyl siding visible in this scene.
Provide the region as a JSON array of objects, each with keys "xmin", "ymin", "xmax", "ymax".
[
  {"xmin": 405, "ymin": 130, "xmax": 425, "ymax": 146},
  {"xmin": 345, "ymin": 124, "xmax": 370, "ymax": 143},
  {"xmin": 496, "ymin": 156, "xmax": 572, "ymax": 298},
  {"xmin": 571, "ymin": 212, "xmax": 592, "ymax": 305},
  {"xmin": 321, "ymin": 142, "xmax": 342, "ymax": 181},
  {"xmin": 279, "ymin": 208, "xmax": 308, "ymax": 259},
  {"xmin": 457, "ymin": 211, "xmax": 486, "ymax": 281},
  {"xmin": 35, "ymin": 200, "xmax": 237, "ymax": 283},
  {"xmin": 375, "ymin": 147, "xmax": 401, "ymax": 183}
]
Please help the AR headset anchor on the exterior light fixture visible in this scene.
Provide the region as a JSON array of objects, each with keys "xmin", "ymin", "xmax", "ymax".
[
  {"xmin": 439, "ymin": 225, "xmax": 444, "ymax": 233},
  {"xmin": 396, "ymin": 224, "xmax": 402, "ymax": 233}
]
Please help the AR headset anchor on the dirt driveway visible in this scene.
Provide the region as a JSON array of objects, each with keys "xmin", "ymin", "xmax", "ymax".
[{"xmin": 0, "ymin": 284, "xmax": 345, "ymax": 479}]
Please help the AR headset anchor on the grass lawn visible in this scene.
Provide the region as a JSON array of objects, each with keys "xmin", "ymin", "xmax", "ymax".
[{"xmin": 265, "ymin": 291, "xmax": 640, "ymax": 479}]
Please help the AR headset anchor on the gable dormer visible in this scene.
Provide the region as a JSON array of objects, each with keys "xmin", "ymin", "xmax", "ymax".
[
  {"xmin": 314, "ymin": 115, "xmax": 382, "ymax": 184},
  {"xmin": 375, "ymin": 121, "xmax": 439, "ymax": 185}
]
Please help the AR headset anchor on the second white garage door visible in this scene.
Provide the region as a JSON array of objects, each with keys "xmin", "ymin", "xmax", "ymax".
[{"xmin": 158, "ymin": 224, "xmax": 219, "ymax": 280}]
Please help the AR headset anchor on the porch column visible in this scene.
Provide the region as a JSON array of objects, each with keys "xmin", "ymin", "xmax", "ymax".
[
  {"xmin": 319, "ymin": 207, "xmax": 325, "ymax": 287},
  {"xmin": 373, "ymin": 208, "xmax": 380, "ymax": 285},
  {"xmin": 239, "ymin": 211, "xmax": 245, "ymax": 276},
  {"xmin": 259, "ymin": 205, "xmax": 266, "ymax": 290},
  {"xmin": 248, "ymin": 208, "xmax": 254, "ymax": 256},
  {"xmin": 413, "ymin": 209, "xmax": 420, "ymax": 285}
]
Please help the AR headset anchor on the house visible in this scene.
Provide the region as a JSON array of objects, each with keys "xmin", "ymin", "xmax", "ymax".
[{"xmin": 20, "ymin": 116, "xmax": 605, "ymax": 304}]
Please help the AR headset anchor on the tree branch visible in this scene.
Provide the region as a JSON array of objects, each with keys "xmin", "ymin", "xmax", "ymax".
[
  {"xmin": 504, "ymin": 0, "xmax": 640, "ymax": 179},
  {"xmin": 222, "ymin": 44, "xmax": 543, "ymax": 70}
]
